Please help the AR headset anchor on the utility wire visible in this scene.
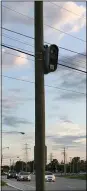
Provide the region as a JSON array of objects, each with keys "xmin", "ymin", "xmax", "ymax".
[
  {"xmin": 2, "ymin": 34, "xmax": 34, "ymax": 47},
  {"xmin": 2, "ymin": 27, "xmax": 34, "ymax": 40},
  {"xmin": 2, "ymin": 75, "xmax": 86, "ymax": 95},
  {"xmin": 2, "ymin": 44, "xmax": 34, "ymax": 57},
  {"xmin": 59, "ymin": 59, "xmax": 86, "ymax": 73},
  {"xmin": 2, "ymin": 33, "xmax": 86, "ymax": 67},
  {"xmin": 2, "ymin": 27, "xmax": 86, "ymax": 57},
  {"xmin": 2, "ymin": 44, "xmax": 86, "ymax": 74},
  {"xmin": 45, "ymin": 23, "xmax": 86, "ymax": 42},
  {"xmin": 3, "ymin": 51, "xmax": 34, "ymax": 62},
  {"xmin": 59, "ymin": 57, "xmax": 86, "ymax": 70},
  {"xmin": 3, "ymin": 51, "xmax": 85, "ymax": 71},
  {"xmin": 59, "ymin": 53, "xmax": 86, "ymax": 65},
  {"xmin": 50, "ymin": 2, "xmax": 86, "ymax": 19},
  {"xmin": 2, "ymin": 32, "xmax": 86, "ymax": 66},
  {"xmin": 2, "ymin": 5, "xmax": 86, "ymax": 43}
]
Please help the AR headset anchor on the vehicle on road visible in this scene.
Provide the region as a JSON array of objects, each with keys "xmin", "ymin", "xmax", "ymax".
[
  {"xmin": 7, "ymin": 170, "xmax": 17, "ymax": 179},
  {"xmin": 17, "ymin": 172, "xmax": 31, "ymax": 181},
  {"xmin": 45, "ymin": 171, "xmax": 55, "ymax": 182}
]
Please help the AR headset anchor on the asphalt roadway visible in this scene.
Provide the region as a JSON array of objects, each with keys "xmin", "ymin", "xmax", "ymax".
[{"xmin": 2, "ymin": 175, "xmax": 86, "ymax": 191}]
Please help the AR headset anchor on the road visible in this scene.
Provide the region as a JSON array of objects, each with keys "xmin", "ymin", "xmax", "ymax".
[
  {"xmin": 2, "ymin": 175, "xmax": 86, "ymax": 191},
  {"xmin": 2, "ymin": 185, "xmax": 18, "ymax": 191}
]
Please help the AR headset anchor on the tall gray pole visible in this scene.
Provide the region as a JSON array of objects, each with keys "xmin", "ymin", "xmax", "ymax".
[
  {"xmin": 1, "ymin": 155, "xmax": 3, "ymax": 167},
  {"xmin": 70, "ymin": 157, "xmax": 72, "ymax": 174},
  {"xmin": 10, "ymin": 159, "xmax": 11, "ymax": 170},
  {"xmin": 13, "ymin": 160, "xmax": 14, "ymax": 171},
  {"xmin": 64, "ymin": 147, "xmax": 66, "ymax": 175},
  {"xmin": 73, "ymin": 161, "xmax": 74, "ymax": 173},
  {"xmin": 77, "ymin": 161, "xmax": 78, "ymax": 173},
  {"xmin": 25, "ymin": 143, "xmax": 28, "ymax": 172},
  {"xmin": 34, "ymin": 1, "xmax": 45, "ymax": 191}
]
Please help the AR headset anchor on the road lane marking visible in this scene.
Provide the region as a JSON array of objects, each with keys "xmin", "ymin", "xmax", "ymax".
[
  {"xmin": 7, "ymin": 183, "xmax": 24, "ymax": 191},
  {"xmin": 68, "ymin": 185, "xmax": 76, "ymax": 189},
  {"xmin": 6, "ymin": 181, "xmax": 35, "ymax": 190}
]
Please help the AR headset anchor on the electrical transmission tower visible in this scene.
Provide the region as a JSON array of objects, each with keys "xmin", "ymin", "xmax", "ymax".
[
  {"xmin": 23, "ymin": 143, "xmax": 31, "ymax": 172},
  {"xmin": 62, "ymin": 147, "xmax": 67, "ymax": 175}
]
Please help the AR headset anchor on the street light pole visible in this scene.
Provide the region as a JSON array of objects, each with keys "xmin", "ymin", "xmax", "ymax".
[
  {"xmin": 34, "ymin": 1, "xmax": 45, "ymax": 191},
  {"xmin": 64, "ymin": 147, "xmax": 66, "ymax": 175},
  {"xmin": 10, "ymin": 159, "xmax": 11, "ymax": 170},
  {"xmin": 2, "ymin": 147, "xmax": 9, "ymax": 167},
  {"xmin": 70, "ymin": 157, "xmax": 72, "ymax": 174}
]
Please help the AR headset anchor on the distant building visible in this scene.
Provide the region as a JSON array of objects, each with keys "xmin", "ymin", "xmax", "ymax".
[{"xmin": 34, "ymin": 145, "xmax": 47, "ymax": 165}]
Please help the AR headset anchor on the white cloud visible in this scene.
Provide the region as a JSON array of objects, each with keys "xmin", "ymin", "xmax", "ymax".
[
  {"xmin": 2, "ymin": 48, "xmax": 5, "ymax": 53},
  {"xmin": 44, "ymin": 2, "xmax": 86, "ymax": 40},
  {"xmin": 46, "ymin": 122, "xmax": 86, "ymax": 137},
  {"xmin": 2, "ymin": 2, "xmax": 86, "ymax": 42},
  {"xmin": 2, "ymin": 49, "xmax": 31, "ymax": 69},
  {"xmin": 15, "ymin": 52, "xmax": 28, "ymax": 66},
  {"xmin": 73, "ymin": 138, "xmax": 86, "ymax": 144}
]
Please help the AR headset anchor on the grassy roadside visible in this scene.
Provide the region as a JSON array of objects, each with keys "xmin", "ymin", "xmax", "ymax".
[
  {"xmin": 1, "ymin": 181, "xmax": 7, "ymax": 186},
  {"xmin": 59, "ymin": 174, "xmax": 86, "ymax": 180}
]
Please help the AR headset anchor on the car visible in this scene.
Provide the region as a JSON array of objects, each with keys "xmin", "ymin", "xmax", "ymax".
[
  {"xmin": 45, "ymin": 171, "xmax": 55, "ymax": 182},
  {"xmin": 17, "ymin": 172, "xmax": 31, "ymax": 181},
  {"xmin": 7, "ymin": 171, "xmax": 17, "ymax": 179}
]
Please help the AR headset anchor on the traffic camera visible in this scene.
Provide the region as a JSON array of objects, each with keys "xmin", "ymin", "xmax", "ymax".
[{"xmin": 43, "ymin": 44, "xmax": 59, "ymax": 74}]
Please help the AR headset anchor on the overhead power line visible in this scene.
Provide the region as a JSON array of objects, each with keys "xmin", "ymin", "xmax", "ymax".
[
  {"xmin": 3, "ymin": 51, "xmax": 34, "ymax": 62},
  {"xmin": 2, "ymin": 44, "xmax": 86, "ymax": 74},
  {"xmin": 59, "ymin": 60, "xmax": 86, "ymax": 73},
  {"xmin": 3, "ymin": 51, "xmax": 85, "ymax": 71},
  {"xmin": 2, "ymin": 27, "xmax": 86, "ymax": 57},
  {"xmin": 2, "ymin": 5, "xmax": 86, "ymax": 42},
  {"xmin": 59, "ymin": 53, "xmax": 86, "ymax": 65},
  {"xmin": 2, "ymin": 31, "xmax": 86, "ymax": 65},
  {"xmin": 2, "ymin": 33, "xmax": 86, "ymax": 67},
  {"xmin": 45, "ymin": 23, "xmax": 86, "ymax": 42},
  {"xmin": 2, "ymin": 44, "xmax": 34, "ymax": 57},
  {"xmin": 2, "ymin": 75, "xmax": 86, "ymax": 95},
  {"xmin": 2, "ymin": 34, "xmax": 34, "ymax": 47},
  {"xmin": 2, "ymin": 27, "xmax": 34, "ymax": 40},
  {"xmin": 50, "ymin": 2, "xmax": 86, "ymax": 19}
]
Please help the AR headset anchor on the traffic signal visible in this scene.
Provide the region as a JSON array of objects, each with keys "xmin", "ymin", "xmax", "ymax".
[{"xmin": 43, "ymin": 44, "xmax": 59, "ymax": 74}]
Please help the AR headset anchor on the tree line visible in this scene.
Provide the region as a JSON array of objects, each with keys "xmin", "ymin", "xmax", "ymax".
[{"xmin": 2, "ymin": 157, "xmax": 86, "ymax": 173}]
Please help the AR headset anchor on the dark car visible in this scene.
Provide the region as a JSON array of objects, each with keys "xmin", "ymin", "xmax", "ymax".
[{"xmin": 7, "ymin": 171, "xmax": 17, "ymax": 179}]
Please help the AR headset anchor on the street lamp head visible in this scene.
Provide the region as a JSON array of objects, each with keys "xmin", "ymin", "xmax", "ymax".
[
  {"xmin": 2, "ymin": 147, "xmax": 9, "ymax": 150},
  {"xmin": 20, "ymin": 132, "xmax": 25, "ymax": 135}
]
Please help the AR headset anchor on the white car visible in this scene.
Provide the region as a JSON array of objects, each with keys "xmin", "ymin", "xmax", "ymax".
[
  {"xmin": 45, "ymin": 171, "xmax": 55, "ymax": 182},
  {"xmin": 17, "ymin": 172, "xmax": 31, "ymax": 181}
]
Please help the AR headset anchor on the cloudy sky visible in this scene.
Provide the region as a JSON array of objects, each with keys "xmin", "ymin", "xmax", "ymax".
[{"xmin": 2, "ymin": 1, "xmax": 86, "ymax": 165}]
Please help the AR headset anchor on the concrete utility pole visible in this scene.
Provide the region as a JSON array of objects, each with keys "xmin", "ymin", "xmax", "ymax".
[
  {"xmin": 10, "ymin": 159, "xmax": 11, "ymax": 170},
  {"xmin": 73, "ymin": 161, "xmax": 74, "ymax": 173},
  {"xmin": 34, "ymin": 1, "xmax": 45, "ymax": 191},
  {"xmin": 63, "ymin": 147, "xmax": 66, "ymax": 175},
  {"xmin": 50, "ymin": 153, "xmax": 53, "ymax": 163},
  {"xmin": 70, "ymin": 157, "xmax": 72, "ymax": 173}
]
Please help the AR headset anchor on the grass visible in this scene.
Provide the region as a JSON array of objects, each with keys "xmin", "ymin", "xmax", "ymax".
[{"xmin": 1, "ymin": 181, "xmax": 7, "ymax": 186}]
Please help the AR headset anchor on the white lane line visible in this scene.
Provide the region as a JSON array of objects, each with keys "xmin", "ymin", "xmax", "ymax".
[
  {"xmin": 6, "ymin": 182, "xmax": 35, "ymax": 190},
  {"xmin": 68, "ymin": 185, "xmax": 76, "ymax": 189},
  {"xmin": 7, "ymin": 183, "xmax": 24, "ymax": 191}
]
